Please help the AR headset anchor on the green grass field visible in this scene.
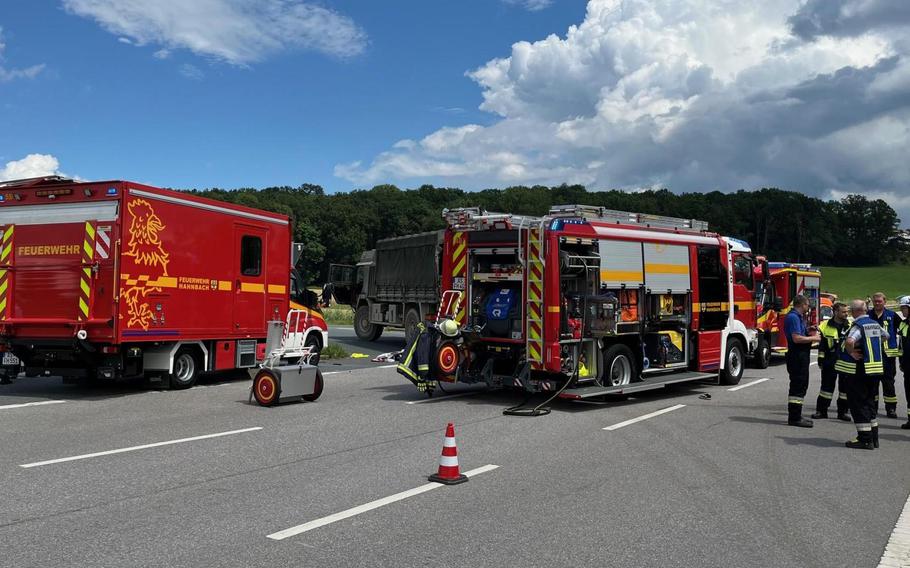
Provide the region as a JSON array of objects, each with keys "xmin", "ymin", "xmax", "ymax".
[{"xmin": 817, "ymin": 265, "xmax": 909, "ymax": 302}]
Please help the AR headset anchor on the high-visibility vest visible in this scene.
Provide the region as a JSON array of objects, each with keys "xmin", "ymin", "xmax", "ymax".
[
  {"xmin": 898, "ymin": 319, "xmax": 908, "ymax": 361},
  {"xmin": 869, "ymin": 308, "xmax": 900, "ymax": 358},
  {"xmin": 835, "ymin": 316, "xmax": 885, "ymax": 375},
  {"xmin": 817, "ymin": 319, "xmax": 846, "ymax": 362}
]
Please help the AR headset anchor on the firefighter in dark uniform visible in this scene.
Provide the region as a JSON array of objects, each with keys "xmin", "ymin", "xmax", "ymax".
[
  {"xmin": 784, "ymin": 294, "xmax": 820, "ymax": 428},
  {"xmin": 869, "ymin": 292, "xmax": 900, "ymax": 418},
  {"xmin": 898, "ymin": 296, "xmax": 909, "ymax": 430},
  {"xmin": 811, "ymin": 301, "xmax": 850, "ymax": 420},
  {"xmin": 838, "ymin": 299, "xmax": 887, "ymax": 449}
]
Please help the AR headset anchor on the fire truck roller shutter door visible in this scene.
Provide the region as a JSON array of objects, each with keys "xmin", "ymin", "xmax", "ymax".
[
  {"xmin": 643, "ymin": 243, "xmax": 691, "ymax": 293},
  {"xmin": 598, "ymin": 240, "xmax": 644, "ymax": 288}
]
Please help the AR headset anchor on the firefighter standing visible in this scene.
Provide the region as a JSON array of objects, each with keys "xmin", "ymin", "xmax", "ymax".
[
  {"xmin": 811, "ymin": 301, "xmax": 850, "ymax": 421},
  {"xmin": 784, "ymin": 294, "xmax": 821, "ymax": 428},
  {"xmin": 898, "ymin": 296, "xmax": 909, "ymax": 430},
  {"xmin": 838, "ymin": 299, "xmax": 888, "ymax": 450},
  {"xmin": 869, "ymin": 292, "xmax": 900, "ymax": 418}
]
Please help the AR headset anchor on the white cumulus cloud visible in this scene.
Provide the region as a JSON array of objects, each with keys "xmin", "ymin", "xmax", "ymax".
[
  {"xmin": 503, "ymin": 0, "xmax": 553, "ymax": 11},
  {"xmin": 337, "ymin": 0, "xmax": 910, "ymax": 226},
  {"xmin": 62, "ymin": 0, "xmax": 367, "ymax": 64},
  {"xmin": 0, "ymin": 154, "xmax": 66, "ymax": 181},
  {"xmin": 0, "ymin": 27, "xmax": 45, "ymax": 82}
]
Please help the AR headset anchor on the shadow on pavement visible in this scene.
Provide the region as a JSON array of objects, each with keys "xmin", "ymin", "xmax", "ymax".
[{"xmin": 777, "ymin": 436, "xmax": 846, "ymax": 448}]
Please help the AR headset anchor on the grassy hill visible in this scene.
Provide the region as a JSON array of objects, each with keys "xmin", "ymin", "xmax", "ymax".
[{"xmin": 817, "ymin": 265, "xmax": 909, "ymax": 302}]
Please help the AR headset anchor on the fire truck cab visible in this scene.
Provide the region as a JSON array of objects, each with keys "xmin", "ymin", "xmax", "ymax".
[
  {"xmin": 412, "ymin": 205, "xmax": 750, "ymax": 399},
  {"xmin": 762, "ymin": 262, "xmax": 822, "ymax": 353}
]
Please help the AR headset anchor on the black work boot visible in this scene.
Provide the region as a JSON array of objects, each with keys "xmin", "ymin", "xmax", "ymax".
[
  {"xmin": 846, "ymin": 433, "xmax": 874, "ymax": 450},
  {"xmin": 886, "ymin": 407, "xmax": 898, "ymax": 419},
  {"xmin": 836, "ymin": 412, "xmax": 851, "ymax": 422},
  {"xmin": 872, "ymin": 426, "xmax": 880, "ymax": 448},
  {"xmin": 901, "ymin": 421, "xmax": 910, "ymax": 430},
  {"xmin": 811, "ymin": 410, "xmax": 828, "ymax": 419},
  {"xmin": 788, "ymin": 403, "xmax": 813, "ymax": 427}
]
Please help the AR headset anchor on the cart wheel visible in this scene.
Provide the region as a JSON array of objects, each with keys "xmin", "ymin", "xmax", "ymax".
[
  {"xmin": 302, "ymin": 369, "xmax": 323, "ymax": 402},
  {"xmin": 253, "ymin": 370, "xmax": 280, "ymax": 406}
]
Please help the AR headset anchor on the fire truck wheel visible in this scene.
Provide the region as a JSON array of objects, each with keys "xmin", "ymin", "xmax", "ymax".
[
  {"xmin": 720, "ymin": 339, "xmax": 745, "ymax": 385},
  {"xmin": 304, "ymin": 334, "xmax": 322, "ymax": 366},
  {"xmin": 253, "ymin": 370, "xmax": 280, "ymax": 406},
  {"xmin": 302, "ymin": 369, "xmax": 323, "ymax": 402},
  {"xmin": 404, "ymin": 308, "xmax": 421, "ymax": 345},
  {"xmin": 753, "ymin": 337, "xmax": 771, "ymax": 369},
  {"xmin": 601, "ymin": 344, "xmax": 636, "ymax": 387},
  {"xmin": 354, "ymin": 305, "xmax": 383, "ymax": 341},
  {"xmin": 170, "ymin": 348, "xmax": 200, "ymax": 389}
]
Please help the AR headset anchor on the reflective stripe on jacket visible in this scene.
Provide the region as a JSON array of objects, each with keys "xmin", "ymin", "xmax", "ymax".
[{"xmin": 836, "ymin": 316, "xmax": 885, "ymax": 375}]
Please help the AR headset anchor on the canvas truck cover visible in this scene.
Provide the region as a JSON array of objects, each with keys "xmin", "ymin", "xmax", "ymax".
[{"xmin": 372, "ymin": 231, "xmax": 443, "ymax": 302}]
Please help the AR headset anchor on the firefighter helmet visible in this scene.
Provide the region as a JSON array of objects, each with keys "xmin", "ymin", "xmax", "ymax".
[
  {"xmin": 438, "ymin": 318, "xmax": 459, "ymax": 337},
  {"xmin": 899, "ymin": 295, "xmax": 910, "ymax": 307}
]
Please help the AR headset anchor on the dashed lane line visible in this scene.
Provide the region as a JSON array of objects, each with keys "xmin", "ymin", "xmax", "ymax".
[
  {"xmin": 20, "ymin": 427, "xmax": 263, "ymax": 468},
  {"xmin": 0, "ymin": 400, "xmax": 67, "ymax": 411},
  {"xmin": 877, "ymin": 491, "xmax": 910, "ymax": 567},
  {"xmin": 728, "ymin": 378, "xmax": 771, "ymax": 392},
  {"xmin": 267, "ymin": 464, "xmax": 500, "ymax": 540},
  {"xmin": 603, "ymin": 404, "xmax": 687, "ymax": 431}
]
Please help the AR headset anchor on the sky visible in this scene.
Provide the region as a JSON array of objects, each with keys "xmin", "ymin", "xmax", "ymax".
[{"xmin": 1, "ymin": 0, "xmax": 909, "ymax": 227}]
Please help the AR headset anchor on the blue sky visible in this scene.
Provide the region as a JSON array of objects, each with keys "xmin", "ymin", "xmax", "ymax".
[
  {"xmin": 0, "ymin": 0, "xmax": 586, "ymax": 191},
  {"xmin": 1, "ymin": 0, "xmax": 909, "ymax": 227}
]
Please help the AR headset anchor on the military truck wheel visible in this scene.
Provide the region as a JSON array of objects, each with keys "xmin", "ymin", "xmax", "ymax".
[
  {"xmin": 354, "ymin": 305, "xmax": 383, "ymax": 341},
  {"xmin": 404, "ymin": 308, "xmax": 422, "ymax": 345},
  {"xmin": 302, "ymin": 369, "xmax": 324, "ymax": 402},
  {"xmin": 170, "ymin": 348, "xmax": 200, "ymax": 389}
]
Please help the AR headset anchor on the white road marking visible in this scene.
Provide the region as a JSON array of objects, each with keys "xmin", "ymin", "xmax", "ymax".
[
  {"xmin": 20, "ymin": 427, "xmax": 262, "ymax": 468},
  {"xmin": 810, "ymin": 361, "xmax": 818, "ymax": 367},
  {"xmin": 603, "ymin": 404, "xmax": 687, "ymax": 431},
  {"xmin": 877, "ymin": 491, "xmax": 910, "ymax": 568},
  {"xmin": 267, "ymin": 464, "xmax": 499, "ymax": 540},
  {"xmin": 0, "ymin": 400, "xmax": 66, "ymax": 411},
  {"xmin": 728, "ymin": 378, "xmax": 771, "ymax": 392},
  {"xmin": 406, "ymin": 391, "xmax": 484, "ymax": 405}
]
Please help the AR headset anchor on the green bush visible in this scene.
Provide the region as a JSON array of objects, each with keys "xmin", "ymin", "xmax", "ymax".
[
  {"xmin": 321, "ymin": 343, "xmax": 349, "ymax": 360},
  {"xmin": 322, "ymin": 306, "xmax": 354, "ymax": 325}
]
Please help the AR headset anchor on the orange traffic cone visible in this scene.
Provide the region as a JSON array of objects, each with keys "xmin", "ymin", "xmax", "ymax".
[{"xmin": 428, "ymin": 422, "xmax": 468, "ymax": 485}]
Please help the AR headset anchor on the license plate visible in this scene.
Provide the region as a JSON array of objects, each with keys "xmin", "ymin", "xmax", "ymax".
[{"xmin": 2, "ymin": 353, "xmax": 19, "ymax": 366}]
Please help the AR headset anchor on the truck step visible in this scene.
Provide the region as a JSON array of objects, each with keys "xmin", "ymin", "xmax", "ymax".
[{"xmin": 558, "ymin": 371, "xmax": 716, "ymax": 400}]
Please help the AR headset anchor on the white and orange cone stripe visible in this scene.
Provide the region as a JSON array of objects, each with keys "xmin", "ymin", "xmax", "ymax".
[{"xmin": 428, "ymin": 422, "xmax": 468, "ymax": 485}]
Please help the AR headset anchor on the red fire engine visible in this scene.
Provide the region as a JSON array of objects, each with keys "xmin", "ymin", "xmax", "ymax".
[
  {"xmin": 407, "ymin": 205, "xmax": 750, "ymax": 399},
  {"xmin": 0, "ymin": 177, "xmax": 327, "ymax": 389},
  {"xmin": 761, "ymin": 262, "xmax": 822, "ymax": 353}
]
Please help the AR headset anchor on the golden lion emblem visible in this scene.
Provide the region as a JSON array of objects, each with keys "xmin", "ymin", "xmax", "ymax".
[{"xmin": 122, "ymin": 199, "xmax": 169, "ymax": 330}]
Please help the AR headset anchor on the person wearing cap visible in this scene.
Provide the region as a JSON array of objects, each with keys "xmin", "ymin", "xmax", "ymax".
[
  {"xmin": 784, "ymin": 294, "xmax": 821, "ymax": 427},
  {"xmin": 838, "ymin": 299, "xmax": 888, "ymax": 449},
  {"xmin": 898, "ymin": 296, "xmax": 910, "ymax": 429},
  {"xmin": 869, "ymin": 292, "xmax": 901, "ymax": 418}
]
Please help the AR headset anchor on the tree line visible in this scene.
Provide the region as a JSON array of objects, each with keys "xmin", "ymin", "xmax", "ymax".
[{"xmin": 189, "ymin": 184, "xmax": 906, "ymax": 284}]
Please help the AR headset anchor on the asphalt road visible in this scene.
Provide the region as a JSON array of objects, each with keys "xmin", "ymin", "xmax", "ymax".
[
  {"xmin": 1, "ymin": 356, "xmax": 909, "ymax": 568},
  {"xmin": 321, "ymin": 325, "xmax": 406, "ymax": 372}
]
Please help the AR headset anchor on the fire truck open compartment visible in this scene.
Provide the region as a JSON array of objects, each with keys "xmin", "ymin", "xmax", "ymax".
[{"xmin": 422, "ymin": 205, "xmax": 742, "ymax": 401}]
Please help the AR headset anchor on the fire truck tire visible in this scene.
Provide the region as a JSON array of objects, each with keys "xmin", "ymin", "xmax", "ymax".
[
  {"xmin": 752, "ymin": 337, "xmax": 771, "ymax": 369},
  {"xmin": 720, "ymin": 339, "xmax": 745, "ymax": 385},
  {"xmin": 304, "ymin": 334, "xmax": 322, "ymax": 366},
  {"xmin": 253, "ymin": 370, "xmax": 280, "ymax": 406},
  {"xmin": 170, "ymin": 348, "xmax": 201, "ymax": 389},
  {"xmin": 601, "ymin": 344, "xmax": 636, "ymax": 387},
  {"xmin": 354, "ymin": 305, "xmax": 383, "ymax": 341},
  {"xmin": 404, "ymin": 308, "xmax": 421, "ymax": 345},
  {"xmin": 302, "ymin": 369, "xmax": 324, "ymax": 402}
]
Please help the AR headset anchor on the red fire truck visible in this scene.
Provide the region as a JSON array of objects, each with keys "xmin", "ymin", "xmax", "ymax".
[
  {"xmin": 407, "ymin": 205, "xmax": 750, "ymax": 399},
  {"xmin": 727, "ymin": 238, "xmax": 774, "ymax": 369},
  {"xmin": 761, "ymin": 262, "xmax": 822, "ymax": 353},
  {"xmin": 0, "ymin": 177, "xmax": 327, "ymax": 388}
]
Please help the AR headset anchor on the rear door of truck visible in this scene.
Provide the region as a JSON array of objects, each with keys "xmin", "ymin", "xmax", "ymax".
[{"xmin": 0, "ymin": 196, "xmax": 119, "ymax": 340}]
